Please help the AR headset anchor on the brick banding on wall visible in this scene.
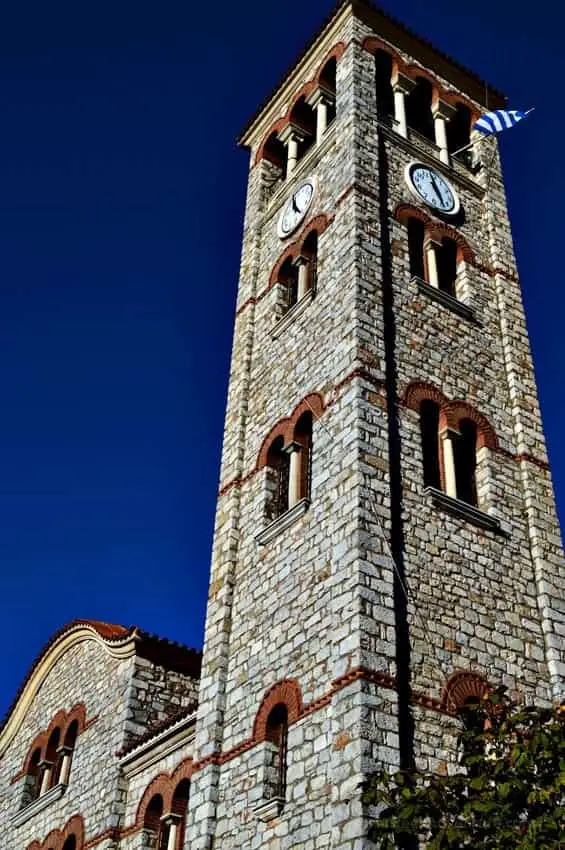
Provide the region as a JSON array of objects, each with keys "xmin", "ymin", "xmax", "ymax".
[{"xmin": 27, "ymin": 813, "xmax": 85, "ymax": 850}]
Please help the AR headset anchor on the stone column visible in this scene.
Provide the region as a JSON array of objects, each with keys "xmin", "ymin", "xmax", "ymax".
[
  {"xmin": 391, "ymin": 71, "xmax": 415, "ymax": 138},
  {"xmin": 441, "ymin": 430, "xmax": 458, "ymax": 498},
  {"xmin": 306, "ymin": 85, "xmax": 335, "ymax": 144},
  {"xmin": 432, "ymin": 100, "xmax": 456, "ymax": 165},
  {"xmin": 424, "ymin": 238, "xmax": 441, "ymax": 288},
  {"xmin": 56, "ymin": 746, "xmax": 73, "ymax": 786},
  {"xmin": 284, "ymin": 441, "xmax": 302, "ymax": 508},
  {"xmin": 293, "ymin": 255, "xmax": 310, "ymax": 301},
  {"xmin": 279, "ymin": 124, "xmax": 306, "ymax": 179},
  {"xmin": 38, "ymin": 760, "xmax": 53, "ymax": 796},
  {"xmin": 161, "ymin": 813, "xmax": 183, "ymax": 850}
]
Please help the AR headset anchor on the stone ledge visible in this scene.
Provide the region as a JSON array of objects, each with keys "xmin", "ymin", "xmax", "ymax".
[
  {"xmin": 424, "ymin": 486, "xmax": 502, "ymax": 533},
  {"xmin": 272, "ymin": 290, "xmax": 314, "ymax": 339},
  {"xmin": 253, "ymin": 796, "xmax": 285, "ymax": 822},
  {"xmin": 412, "ymin": 276, "xmax": 477, "ymax": 323},
  {"xmin": 255, "ymin": 498, "xmax": 311, "ymax": 545},
  {"xmin": 10, "ymin": 783, "xmax": 66, "ymax": 827}
]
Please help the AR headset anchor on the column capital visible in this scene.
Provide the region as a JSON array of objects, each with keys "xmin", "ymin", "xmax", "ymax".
[
  {"xmin": 160, "ymin": 811, "xmax": 184, "ymax": 825},
  {"xmin": 278, "ymin": 122, "xmax": 308, "ymax": 145},
  {"xmin": 37, "ymin": 759, "xmax": 54, "ymax": 769},
  {"xmin": 391, "ymin": 71, "xmax": 415, "ymax": 95},
  {"xmin": 432, "ymin": 99, "xmax": 456, "ymax": 121},
  {"xmin": 283, "ymin": 440, "xmax": 302, "ymax": 455},
  {"xmin": 305, "ymin": 84, "xmax": 335, "ymax": 109},
  {"xmin": 292, "ymin": 253, "xmax": 310, "ymax": 268},
  {"xmin": 56, "ymin": 745, "xmax": 73, "ymax": 755}
]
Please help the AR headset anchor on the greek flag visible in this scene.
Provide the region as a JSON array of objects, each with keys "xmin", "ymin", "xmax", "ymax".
[{"xmin": 474, "ymin": 109, "xmax": 528, "ymax": 135}]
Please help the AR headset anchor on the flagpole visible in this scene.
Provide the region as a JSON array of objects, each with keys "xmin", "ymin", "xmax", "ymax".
[{"xmin": 451, "ymin": 107, "xmax": 535, "ymax": 159}]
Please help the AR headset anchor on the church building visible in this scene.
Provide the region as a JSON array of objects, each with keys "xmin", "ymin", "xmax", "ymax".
[{"xmin": 2, "ymin": 1, "xmax": 564, "ymax": 848}]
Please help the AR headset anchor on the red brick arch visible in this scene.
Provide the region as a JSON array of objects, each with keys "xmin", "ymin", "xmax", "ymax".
[
  {"xmin": 402, "ymin": 382, "xmax": 498, "ymax": 450},
  {"xmin": 253, "ymin": 679, "xmax": 303, "ymax": 742},
  {"xmin": 255, "ymin": 40, "xmax": 345, "ymax": 165},
  {"xmin": 426, "ymin": 223, "xmax": 476, "ymax": 265},
  {"xmin": 445, "ymin": 401, "xmax": 498, "ymax": 450},
  {"xmin": 256, "ymin": 392, "xmax": 325, "ymax": 471},
  {"xmin": 135, "ymin": 757, "xmax": 194, "ymax": 825},
  {"xmin": 441, "ymin": 670, "xmax": 491, "ymax": 712},
  {"xmin": 21, "ymin": 703, "xmax": 88, "ymax": 777},
  {"xmin": 394, "ymin": 203, "xmax": 432, "ymax": 228},
  {"xmin": 268, "ymin": 214, "xmax": 332, "ymax": 291},
  {"xmin": 27, "ymin": 814, "xmax": 85, "ymax": 850}
]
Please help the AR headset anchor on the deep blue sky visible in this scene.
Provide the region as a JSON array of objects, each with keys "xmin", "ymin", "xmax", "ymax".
[{"xmin": 0, "ymin": 0, "xmax": 562, "ymax": 718}]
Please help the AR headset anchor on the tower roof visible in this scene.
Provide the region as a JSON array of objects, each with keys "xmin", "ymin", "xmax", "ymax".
[{"xmin": 238, "ymin": 0, "xmax": 506, "ymax": 146}]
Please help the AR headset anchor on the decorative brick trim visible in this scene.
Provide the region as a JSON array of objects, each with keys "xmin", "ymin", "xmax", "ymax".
[
  {"xmin": 255, "ymin": 42, "xmax": 345, "ymax": 165},
  {"xmin": 235, "ymin": 296, "xmax": 257, "ymax": 317},
  {"xmin": 27, "ymin": 813, "xmax": 85, "ymax": 850},
  {"xmin": 256, "ymin": 392, "xmax": 325, "ymax": 471},
  {"xmin": 135, "ymin": 757, "xmax": 193, "ymax": 828},
  {"xmin": 402, "ymin": 380, "xmax": 498, "ymax": 450},
  {"xmin": 441, "ymin": 670, "xmax": 490, "ymax": 711},
  {"xmin": 268, "ymin": 214, "xmax": 332, "ymax": 293},
  {"xmin": 393, "ymin": 204, "xmax": 476, "ymax": 265},
  {"xmin": 17, "ymin": 702, "xmax": 90, "ymax": 783},
  {"xmin": 84, "ymin": 828, "xmax": 122, "ymax": 849},
  {"xmin": 218, "ymin": 469, "xmax": 256, "ymax": 498},
  {"xmin": 253, "ymin": 680, "xmax": 303, "ymax": 742}
]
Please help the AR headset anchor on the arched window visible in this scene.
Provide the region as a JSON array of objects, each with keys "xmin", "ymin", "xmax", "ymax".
[
  {"xmin": 288, "ymin": 96, "xmax": 316, "ymax": 163},
  {"xmin": 420, "ymin": 400, "xmax": 441, "ymax": 490},
  {"xmin": 62, "ymin": 836, "xmax": 77, "ymax": 850},
  {"xmin": 318, "ymin": 58, "xmax": 337, "ymax": 128},
  {"xmin": 435, "ymin": 237, "xmax": 458, "ymax": 296},
  {"xmin": 299, "ymin": 230, "xmax": 318, "ymax": 297},
  {"xmin": 406, "ymin": 77, "xmax": 434, "ymax": 141},
  {"xmin": 262, "ymin": 131, "xmax": 286, "ymax": 172},
  {"xmin": 447, "ymin": 103, "xmax": 472, "ymax": 160},
  {"xmin": 168, "ymin": 779, "xmax": 191, "ymax": 850},
  {"xmin": 294, "ymin": 412, "xmax": 313, "ymax": 503},
  {"xmin": 454, "ymin": 418, "xmax": 478, "ymax": 506},
  {"xmin": 277, "ymin": 257, "xmax": 300, "ymax": 313},
  {"xmin": 407, "ymin": 218, "xmax": 425, "ymax": 280},
  {"xmin": 374, "ymin": 50, "xmax": 394, "ymax": 118},
  {"xmin": 42, "ymin": 727, "xmax": 61, "ymax": 794},
  {"xmin": 22, "ymin": 747, "xmax": 42, "ymax": 806},
  {"xmin": 144, "ymin": 794, "xmax": 164, "ymax": 841},
  {"xmin": 54, "ymin": 719, "xmax": 79, "ymax": 786},
  {"xmin": 266, "ymin": 435, "xmax": 290, "ymax": 520},
  {"xmin": 265, "ymin": 704, "xmax": 288, "ymax": 801}
]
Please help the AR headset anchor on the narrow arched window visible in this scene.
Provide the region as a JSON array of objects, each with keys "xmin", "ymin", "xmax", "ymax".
[
  {"xmin": 62, "ymin": 836, "xmax": 77, "ymax": 850},
  {"xmin": 420, "ymin": 400, "xmax": 441, "ymax": 489},
  {"xmin": 454, "ymin": 418, "xmax": 478, "ymax": 506},
  {"xmin": 407, "ymin": 218, "xmax": 425, "ymax": 280},
  {"xmin": 278, "ymin": 257, "xmax": 300, "ymax": 313},
  {"xmin": 318, "ymin": 58, "xmax": 337, "ymax": 128},
  {"xmin": 22, "ymin": 747, "xmax": 42, "ymax": 807},
  {"xmin": 265, "ymin": 704, "xmax": 288, "ymax": 801},
  {"xmin": 294, "ymin": 412, "xmax": 313, "ymax": 503},
  {"xmin": 406, "ymin": 77, "xmax": 434, "ymax": 141},
  {"xmin": 262, "ymin": 131, "xmax": 286, "ymax": 172},
  {"xmin": 374, "ymin": 50, "xmax": 394, "ymax": 119},
  {"xmin": 168, "ymin": 779, "xmax": 191, "ymax": 850},
  {"xmin": 144, "ymin": 794, "xmax": 165, "ymax": 845},
  {"xmin": 266, "ymin": 436, "xmax": 290, "ymax": 520},
  {"xmin": 435, "ymin": 237, "xmax": 458, "ymax": 296},
  {"xmin": 289, "ymin": 96, "xmax": 316, "ymax": 163},
  {"xmin": 301, "ymin": 230, "xmax": 318, "ymax": 296},
  {"xmin": 41, "ymin": 727, "xmax": 61, "ymax": 794},
  {"xmin": 447, "ymin": 103, "xmax": 472, "ymax": 161},
  {"xmin": 55, "ymin": 719, "xmax": 78, "ymax": 786}
]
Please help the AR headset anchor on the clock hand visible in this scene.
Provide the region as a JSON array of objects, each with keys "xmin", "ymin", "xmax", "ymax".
[
  {"xmin": 429, "ymin": 173, "xmax": 444, "ymax": 205},
  {"xmin": 292, "ymin": 195, "xmax": 300, "ymax": 213}
]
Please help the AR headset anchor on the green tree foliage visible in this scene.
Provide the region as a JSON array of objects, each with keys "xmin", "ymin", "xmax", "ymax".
[{"xmin": 363, "ymin": 688, "xmax": 565, "ymax": 849}]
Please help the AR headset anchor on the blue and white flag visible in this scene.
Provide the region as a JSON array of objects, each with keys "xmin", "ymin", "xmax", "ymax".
[{"xmin": 474, "ymin": 109, "xmax": 529, "ymax": 135}]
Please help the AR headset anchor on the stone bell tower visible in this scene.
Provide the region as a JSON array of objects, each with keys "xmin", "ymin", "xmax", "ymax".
[{"xmin": 186, "ymin": 1, "xmax": 565, "ymax": 848}]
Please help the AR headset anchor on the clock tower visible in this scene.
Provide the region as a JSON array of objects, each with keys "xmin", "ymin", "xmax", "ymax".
[{"xmin": 187, "ymin": 2, "xmax": 565, "ymax": 848}]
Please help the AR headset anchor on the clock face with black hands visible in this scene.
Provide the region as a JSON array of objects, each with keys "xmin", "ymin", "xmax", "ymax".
[
  {"xmin": 405, "ymin": 163, "xmax": 460, "ymax": 216},
  {"xmin": 278, "ymin": 178, "xmax": 316, "ymax": 238}
]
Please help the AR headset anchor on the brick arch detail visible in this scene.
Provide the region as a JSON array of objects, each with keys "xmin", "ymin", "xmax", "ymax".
[
  {"xmin": 445, "ymin": 401, "xmax": 498, "ymax": 450},
  {"xmin": 27, "ymin": 814, "xmax": 85, "ymax": 850},
  {"xmin": 256, "ymin": 392, "xmax": 325, "ymax": 471},
  {"xmin": 136, "ymin": 758, "xmax": 194, "ymax": 827},
  {"xmin": 314, "ymin": 41, "xmax": 345, "ymax": 86},
  {"xmin": 255, "ymin": 40, "xmax": 346, "ymax": 165},
  {"xmin": 404, "ymin": 64, "xmax": 439, "ymax": 93},
  {"xmin": 394, "ymin": 203, "xmax": 432, "ymax": 228},
  {"xmin": 136, "ymin": 774, "xmax": 171, "ymax": 825},
  {"xmin": 268, "ymin": 214, "xmax": 332, "ymax": 291},
  {"xmin": 403, "ymin": 380, "xmax": 448, "ymax": 412},
  {"xmin": 253, "ymin": 679, "xmax": 303, "ymax": 742},
  {"xmin": 362, "ymin": 35, "xmax": 400, "ymax": 63},
  {"xmin": 426, "ymin": 223, "xmax": 476, "ymax": 264},
  {"xmin": 441, "ymin": 670, "xmax": 491, "ymax": 711},
  {"xmin": 22, "ymin": 703, "xmax": 88, "ymax": 775},
  {"xmin": 441, "ymin": 90, "xmax": 481, "ymax": 122}
]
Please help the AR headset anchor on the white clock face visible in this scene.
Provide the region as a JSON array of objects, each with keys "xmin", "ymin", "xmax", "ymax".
[
  {"xmin": 277, "ymin": 178, "xmax": 316, "ymax": 239},
  {"xmin": 405, "ymin": 163, "xmax": 459, "ymax": 215}
]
